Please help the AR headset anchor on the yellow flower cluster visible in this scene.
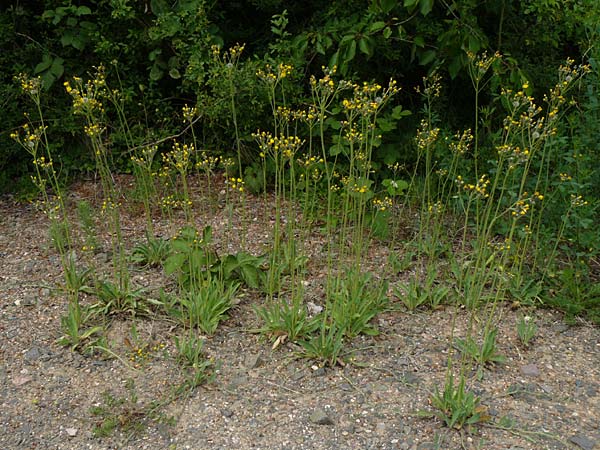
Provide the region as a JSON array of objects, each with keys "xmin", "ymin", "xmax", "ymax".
[
  {"xmin": 348, "ymin": 181, "xmax": 369, "ymax": 194},
  {"xmin": 415, "ymin": 120, "xmax": 440, "ymax": 150},
  {"xmin": 101, "ymin": 199, "xmax": 121, "ymax": 214},
  {"xmin": 195, "ymin": 152, "xmax": 220, "ymax": 171},
  {"xmin": 511, "ymin": 192, "xmax": 544, "ymax": 218},
  {"xmin": 162, "ymin": 142, "xmax": 194, "ymax": 173},
  {"xmin": 570, "ymin": 194, "xmax": 588, "ymax": 207},
  {"xmin": 64, "ymin": 66, "xmax": 107, "ymax": 115},
  {"xmin": 373, "ymin": 196, "xmax": 392, "ymax": 211},
  {"xmin": 10, "ymin": 123, "xmax": 46, "ymax": 154},
  {"xmin": 456, "ymin": 174, "xmax": 491, "ymax": 198},
  {"xmin": 84, "ymin": 123, "xmax": 103, "ymax": 138},
  {"xmin": 416, "ymin": 72, "xmax": 442, "ymax": 98},
  {"xmin": 341, "ymin": 79, "xmax": 399, "ymax": 117},
  {"xmin": 161, "ymin": 195, "xmax": 191, "ymax": 210},
  {"xmin": 427, "ymin": 201, "xmax": 444, "ymax": 214},
  {"xmin": 256, "ymin": 63, "xmax": 293, "ymax": 83},
  {"xmin": 33, "ymin": 156, "xmax": 54, "ymax": 171},
  {"xmin": 297, "ymin": 155, "xmax": 324, "ymax": 167},
  {"xmin": 342, "ymin": 123, "xmax": 364, "ymax": 143},
  {"xmin": 128, "ymin": 342, "xmax": 166, "ymax": 366},
  {"xmin": 310, "ymin": 65, "xmax": 338, "ymax": 92},
  {"xmin": 448, "ymin": 129, "xmax": 473, "ymax": 155},
  {"xmin": 252, "ymin": 131, "xmax": 304, "ymax": 159},
  {"xmin": 467, "ymin": 51, "xmax": 501, "ymax": 79},
  {"xmin": 559, "ymin": 172, "xmax": 572, "ymax": 182},
  {"xmin": 387, "ymin": 162, "xmax": 404, "ymax": 173},
  {"xmin": 512, "ymin": 198, "xmax": 530, "ymax": 217},
  {"xmin": 182, "ymin": 104, "xmax": 198, "ymax": 122},
  {"xmin": 489, "ymin": 237, "xmax": 511, "ymax": 252},
  {"xmin": 15, "ymin": 73, "xmax": 42, "ymax": 96},
  {"xmin": 226, "ymin": 177, "xmax": 245, "ymax": 193},
  {"xmin": 496, "ymin": 144, "xmax": 530, "ymax": 169},
  {"xmin": 130, "ymin": 146, "xmax": 158, "ymax": 168}
]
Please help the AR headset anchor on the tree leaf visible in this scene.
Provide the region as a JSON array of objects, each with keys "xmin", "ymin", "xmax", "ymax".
[
  {"xmin": 34, "ymin": 55, "xmax": 53, "ymax": 74},
  {"xmin": 420, "ymin": 0, "xmax": 434, "ymax": 16}
]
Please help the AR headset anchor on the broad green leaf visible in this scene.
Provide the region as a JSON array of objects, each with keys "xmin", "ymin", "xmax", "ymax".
[
  {"xmin": 50, "ymin": 57, "xmax": 64, "ymax": 77},
  {"xmin": 420, "ymin": 0, "xmax": 434, "ymax": 15},
  {"xmin": 149, "ymin": 64, "xmax": 163, "ymax": 81},
  {"xmin": 368, "ymin": 21, "xmax": 386, "ymax": 33},
  {"xmin": 448, "ymin": 56, "xmax": 462, "ymax": 79},
  {"xmin": 34, "ymin": 55, "xmax": 53, "ymax": 74},
  {"xmin": 392, "ymin": 105, "xmax": 411, "ymax": 119},
  {"xmin": 164, "ymin": 253, "xmax": 186, "ymax": 275},
  {"xmin": 419, "ymin": 49, "xmax": 436, "ymax": 65},
  {"xmin": 76, "ymin": 6, "xmax": 91, "ymax": 15},
  {"xmin": 380, "ymin": 0, "xmax": 398, "ymax": 13},
  {"xmin": 358, "ymin": 37, "xmax": 373, "ymax": 57}
]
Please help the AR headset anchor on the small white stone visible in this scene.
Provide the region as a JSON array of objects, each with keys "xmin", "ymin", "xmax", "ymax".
[{"xmin": 65, "ymin": 428, "xmax": 78, "ymax": 437}]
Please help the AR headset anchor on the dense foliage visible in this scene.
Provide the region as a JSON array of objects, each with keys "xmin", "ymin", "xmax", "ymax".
[
  {"xmin": 2, "ymin": 2, "xmax": 600, "ymax": 317},
  {"xmin": 2, "ymin": 1, "xmax": 597, "ymax": 186}
]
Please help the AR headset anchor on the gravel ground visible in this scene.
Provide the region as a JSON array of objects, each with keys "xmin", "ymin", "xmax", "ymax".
[{"xmin": 1, "ymin": 178, "xmax": 599, "ymax": 450}]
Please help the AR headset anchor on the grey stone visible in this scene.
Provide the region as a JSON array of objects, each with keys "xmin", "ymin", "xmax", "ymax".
[
  {"xmin": 96, "ymin": 252, "xmax": 109, "ymax": 263},
  {"xmin": 245, "ymin": 353, "xmax": 263, "ymax": 369},
  {"xmin": 222, "ymin": 408, "xmax": 234, "ymax": 418},
  {"xmin": 312, "ymin": 367, "xmax": 326, "ymax": 377},
  {"xmin": 20, "ymin": 296, "xmax": 37, "ymax": 307},
  {"xmin": 291, "ymin": 370, "xmax": 305, "ymax": 381},
  {"xmin": 569, "ymin": 434, "xmax": 597, "ymax": 450},
  {"xmin": 310, "ymin": 408, "xmax": 334, "ymax": 425},
  {"xmin": 229, "ymin": 374, "xmax": 248, "ymax": 389},
  {"xmin": 375, "ymin": 422, "xmax": 386, "ymax": 435},
  {"xmin": 24, "ymin": 347, "xmax": 41, "ymax": 363},
  {"xmin": 520, "ymin": 364, "xmax": 540, "ymax": 377}
]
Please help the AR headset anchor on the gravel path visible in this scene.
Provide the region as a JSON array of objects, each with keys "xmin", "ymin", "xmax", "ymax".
[{"xmin": 1, "ymin": 182, "xmax": 599, "ymax": 450}]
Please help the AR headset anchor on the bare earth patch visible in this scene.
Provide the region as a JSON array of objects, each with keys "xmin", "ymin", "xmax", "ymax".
[{"xmin": 1, "ymin": 178, "xmax": 598, "ymax": 450}]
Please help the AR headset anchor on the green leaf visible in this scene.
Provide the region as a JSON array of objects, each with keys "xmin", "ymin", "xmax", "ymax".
[
  {"xmin": 329, "ymin": 143, "xmax": 345, "ymax": 156},
  {"xmin": 414, "ymin": 35, "xmax": 425, "ymax": 47},
  {"xmin": 164, "ymin": 253, "xmax": 186, "ymax": 276},
  {"xmin": 419, "ymin": 49, "xmax": 436, "ymax": 65},
  {"xmin": 150, "ymin": 0, "xmax": 169, "ymax": 15},
  {"xmin": 149, "ymin": 64, "xmax": 163, "ymax": 81},
  {"xmin": 383, "ymin": 26, "xmax": 392, "ymax": 39},
  {"xmin": 201, "ymin": 226, "xmax": 212, "ymax": 242},
  {"xmin": 76, "ymin": 6, "xmax": 92, "ymax": 15},
  {"xmin": 420, "ymin": 0, "xmax": 434, "ymax": 15},
  {"xmin": 50, "ymin": 58, "xmax": 64, "ymax": 77},
  {"xmin": 169, "ymin": 68, "xmax": 181, "ymax": 79},
  {"xmin": 343, "ymin": 40, "xmax": 356, "ymax": 62},
  {"xmin": 368, "ymin": 21, "xmax": 386, "ymax": 33},
  {"xmin": 392, "ymin": 105, "xmax": 411, "ymax": 119},
  {"xmin": 329, "ymin": 50, "xmax": 339, "ymax": 69},
  {"xmin": 377, "ymin": 117, "xmax": 395, "ymax": 132},
  {"xmin": 468, "ymin": 35, "xmax": 481, "ymax": 53},
  {"xmin": 358, "ymin": 37, "xmax": 373, "ymax": 57},
  {"xmin": 380, "ymin": 0, "xmax": 398, "ymax": 13},
  {"xmin": 34, "ymin": 55, "xmax": 53, "ymax": 74},
  {"xmin": 448, "ymin": 56, "xmax": 463, "ymax": 79},
  {"xmin": 241, "ymin": 266, "xmax": 260, "ymax": 289}
]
